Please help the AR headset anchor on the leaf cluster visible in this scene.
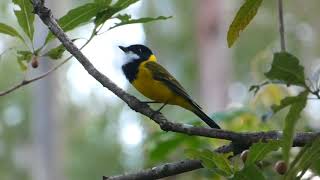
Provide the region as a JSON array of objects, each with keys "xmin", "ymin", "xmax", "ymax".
[{"xmin": 0, "ymin": 0, "xmax": 171, "ymax": 70}]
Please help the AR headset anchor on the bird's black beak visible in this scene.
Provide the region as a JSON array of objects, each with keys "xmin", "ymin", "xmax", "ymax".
[{"xmin": 118, "ymin": 46, "xmax": 128, "ymax": 53}]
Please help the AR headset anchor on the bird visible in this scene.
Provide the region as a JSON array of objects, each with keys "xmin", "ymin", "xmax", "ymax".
[{"xmin": 119, "ymin": 44, "xmax": 221, "ymax": 129}]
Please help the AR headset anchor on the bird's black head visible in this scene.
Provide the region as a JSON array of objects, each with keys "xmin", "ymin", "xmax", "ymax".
[{"xmin": 119, "ymin": 44, "xmax": 156, "ymax": 62}]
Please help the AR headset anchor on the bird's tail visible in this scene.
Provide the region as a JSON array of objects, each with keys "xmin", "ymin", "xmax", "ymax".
[{"xmin": 193, "ymin": 108, "xmax": 221, "ymax": 129}]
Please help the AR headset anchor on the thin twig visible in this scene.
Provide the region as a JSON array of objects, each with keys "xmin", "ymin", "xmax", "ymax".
[
  {"xmin": 278, "ymin": 0, "xmax": 286, "ymax": 51},
  {"xmin": 0, "ymin": 58, "xmax": 69, "ymax": 96},
  {"xmin": 0, "ymin": 21, "xmax": 99, "ymax": 97}
]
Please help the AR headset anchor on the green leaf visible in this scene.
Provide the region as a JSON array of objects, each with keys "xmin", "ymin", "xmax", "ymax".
[
  {"xmin": 44, "ymin": 44, "xmax": 66, "ymax": 60},
  {"xmin": 185, "ymin": 149, "xmax": 216, "ymax": 170},
  {"xmin": 282, "ymin": 90, "xmax": 308, "ymax": 164},
  {"xmin": 12, "ymin": 0, "xmax": 34, "ymax": 40},
  {"xmin": 231, "ymin": 164, "xmax": 265, "ymax": 180},
  {"xmin": 185, "ymin": 149, "xmax": 233, "ymax": 177},
  {"xmin": 16, "ymin": 50, "xmax": 32, "ymax": 71},
  {"xmin": 209, "ymin": 150, "xmax": 233, "ymax": 176},
  {"xmin": 245, "ymin": 140, "xmax": 280, "ymax": 166},
  {"xmin": 94, "ymin": 0, "xmax": 112, "ymax": 6},
  {"xmin": 265, "ymin": 52, "xmax": 306, "ymax": 87},
  {"xmin": 271, "ymin": 93, "xmax": 307, "ymax": 114},
  {"xmin": 227, "ymin": 0, "xmax": 263, "ymax": 47},
  {"xmin": 149, "ymin": 135, "xmax": 185, "ymax": 161},
  {"xmin": 45, "ymin": 3, "xmax": 103, "ymax": 43},
  {"xmin": 94, "ymin": 0, "xmax": 139, "ymax": 27},
  {"xmin": 0, "ymin": 23, "xmax": 24, "ymax": 42},
  {"xmin": 285, "ymin": 138, "xmax": 320, "ymax": 180},
  {"xmin": 109, "ymin": 14, "xmax": 172, "ymax": 30}
]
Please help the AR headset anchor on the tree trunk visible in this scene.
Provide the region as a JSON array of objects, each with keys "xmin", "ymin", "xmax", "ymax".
[{"xmin": 196, "ymin": 0, "xmax": 231, "ymax": 112}]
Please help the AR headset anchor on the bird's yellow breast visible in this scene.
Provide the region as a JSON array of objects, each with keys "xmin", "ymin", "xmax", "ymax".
[
  {"xmin": 132, "ymin": 61, "xmax": 193, "ymax": 110},
  {"xmin": 132, "ymin": 61, "xmax": 173, "ymax": 102}
]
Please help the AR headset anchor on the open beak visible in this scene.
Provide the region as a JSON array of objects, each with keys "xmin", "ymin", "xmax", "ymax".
[{"xmin": 118, "ymin": 46, "xmax": 128, "ymax": 53}]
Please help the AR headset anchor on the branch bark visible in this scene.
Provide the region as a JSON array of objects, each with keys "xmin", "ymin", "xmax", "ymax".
[{"xmin": 104, "ymin": 144, "xmax": 233, "ymax": 180}]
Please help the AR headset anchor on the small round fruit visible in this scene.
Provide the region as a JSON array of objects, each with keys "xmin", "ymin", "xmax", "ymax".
[
  {"xmin": 240, "ymin": 150, "xmax": 249, "ymax": 163},
  {"xmin": 31, "ymin": 56, "xmax": 39, "ymax": 68},
  {"xmin": 274, "ymin": 160, "xmax": 287, "ymax": 175}
]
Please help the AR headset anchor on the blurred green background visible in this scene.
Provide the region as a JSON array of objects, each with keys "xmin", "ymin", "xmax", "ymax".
[{"xmin": 0, "ymin": 0, "xmax": 320, "ymax": 179}]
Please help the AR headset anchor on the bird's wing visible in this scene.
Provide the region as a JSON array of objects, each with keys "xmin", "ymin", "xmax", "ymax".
[{"xmin": 144, "ymin": 61, "xmax": 201, "ymax": 109}]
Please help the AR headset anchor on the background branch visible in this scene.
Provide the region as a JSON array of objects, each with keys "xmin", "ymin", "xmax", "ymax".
[
  {"xmin": 0, "ymin": 58, "xmax": 69, "ymax": 96},
  {"xmin": 104, "ymin": 144, "xmax": 233, "ymax": 180},
  {"xmin": 104, "ymin": 134, "xmax": 317, "ymax": 180},
  {"xmin": 0, "ymin": 22, "xmax": 99, "ymax": 97},
  {"xmin": 278, "ymin": 0, "xmax": 286, "ymax": 51}
]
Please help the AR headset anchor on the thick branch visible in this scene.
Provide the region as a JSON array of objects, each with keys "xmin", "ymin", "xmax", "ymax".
[
  {"xmin": 104, "ymin": 134, "xmax": 318, "ymax": 180},
  {"xmin": 104, "ymin": 144, "xmax": 233, "ymax": 180}
]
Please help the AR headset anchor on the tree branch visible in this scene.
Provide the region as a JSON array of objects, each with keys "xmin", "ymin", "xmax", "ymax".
[
  {"xmin": 104, "ymin": 144, "xmax": 233, "ymax": 180},
  {"xmin": 103, "ymin": 134, "xmax": 317, "ymax": 180},
  {"xmin": 278, "ymin": 0, "xmax": 286, "ymax": 51},
  {"xmin": 0, "ymin": 58, "xmax": 69, "ymax": 96},
  {"xmin": 31, "ymin": 1, "xmax": 320, "ymax": 179}
]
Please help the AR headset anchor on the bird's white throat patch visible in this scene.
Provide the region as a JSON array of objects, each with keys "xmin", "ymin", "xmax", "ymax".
[{"xmin": 124, "ymin": 51, "xmax": 140, "ymax": 63}]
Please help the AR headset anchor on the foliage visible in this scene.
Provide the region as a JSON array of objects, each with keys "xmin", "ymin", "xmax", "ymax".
[
  {"xmin": 227, "ymin": 0, "xmax": 263, "ymax": 47},
  {"xmin": 0, "ymin": 0, "xmax": 170, "ymax": 70},
  {"xmin": 12, "ymin": 0, "xmax": 35, "ymax": 40},
  {"xmin": 185, "ymin": 149, "xmax": 233, "ymax": 177},
  {"xmin": 109, "ymin": 14, "xmax": 171, "ymax": 30},
  {"xmin": 0, "ymin": 23, "xmax": 24, "ymax": 41},
  {"xmin": 265, "ymin": 52, "xmax": 306, "ymax": 87},
  {"xmin": 245, "ymin": 141, "xmax": 280, "ymax": 166}
]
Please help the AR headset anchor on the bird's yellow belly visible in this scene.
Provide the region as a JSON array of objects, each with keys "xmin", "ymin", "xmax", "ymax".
[
  {"xmin": 132, "ymin": 65, "xmax": 193, "ymax": 110},
  {"xmin": 132, "ymin": 70, "xmax": 173, "ymax": 102}
]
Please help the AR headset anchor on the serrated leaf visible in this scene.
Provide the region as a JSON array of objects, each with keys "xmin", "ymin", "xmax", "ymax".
[
  {"xmin": 12, "ymin": 0, "xmax": 34, "ymax": 40},
  {"xmin": 94, "ymin": 0, "xmax": 139, "ymax": 27},
  {"xmin": 285, "ymin": 138, "xmax": 320, "ymax": 180},
  {"xmin": 245, "ymin": 140, "xmax": 280, "ymax": 166},
  {"xmin": 282, "ymin": 90, "xmax": 308, "ymax": 164},
  {"xmin": 16, "ymin": 50, "xmax": 32, "ymax": 71},
  {"xmin": 231, "ymin": 164, "xmax": 265, "ymax": 180},
  {"xmin": 185, "ymin": 149, "xmax": 233, "ymax": 177},
  {"xmin": 109, "ymin": 14, "xmax": 172, "ymax": 30},
  {"xmin": 45, "ymin": 3, "xmax": 103, "ymax": 43},
  {"xmin": 0, "ymin": 23, "xmax": 24, "ymax": 41},
  {"xmin": 44, "ymin": 44, "xmax": 66, "ymax": 60},
  {"xmin": 265, "ymin": 52, "xmax": 305, "ymax": 87},
  {"xmin": 227, "ymin": 0, "xmax": 263, "ymax": 47}
]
